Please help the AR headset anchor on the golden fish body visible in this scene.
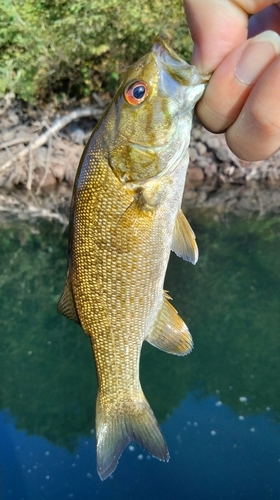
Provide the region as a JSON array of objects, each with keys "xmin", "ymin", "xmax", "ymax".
[{"xmin": 58, "ymin": 36, "xmax": 207, "ymax": 480}]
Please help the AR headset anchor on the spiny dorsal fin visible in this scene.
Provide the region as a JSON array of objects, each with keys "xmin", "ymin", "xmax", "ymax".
[
  {"xmin": 57, "ymin": 277, "xmax": 80, "ymax": 324},
  {"xmin": 145, "ymin": 295, "xmax": 193, "ymax": 355},
  {"xmin": 171, "ymin": 209, "xmax": 198, "ymax": 264}
]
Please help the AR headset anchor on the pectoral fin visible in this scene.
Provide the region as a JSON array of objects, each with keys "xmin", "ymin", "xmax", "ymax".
[
  {"xmin": 112, "ymin": 199, "xmax": 154, "ymax": 253},
  {"xmin": 57, "ymin": 276, "xmax": 80, "ymax": 324},
  {"xmin": 146, "ymin": 294, "xmax": 193, "ymax": 355},
  {"xmin": 171, "ymin": 209, "xmax": 198, "ymax": 264}
]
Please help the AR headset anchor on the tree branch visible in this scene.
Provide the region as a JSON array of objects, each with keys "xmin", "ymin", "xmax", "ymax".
[{"xmin": 0, "ymin": 106, "xmax": 104, "ymax": 181}]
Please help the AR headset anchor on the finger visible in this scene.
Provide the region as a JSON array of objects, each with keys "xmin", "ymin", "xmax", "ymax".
[
  {"xmin": 184, "ymin": 0, "xmax": 248, "ymax": 73},
  {"xmin": 248, "ymin": 4, "xmax": 280, "ymax": 36},
  {"xmin": 195, "ymin": 31, "xmax": 280, "ymax": 133},
  {"xmin": 184, "ymin": 0, "xmax": 280, "ymax": 72},
  {"xmin": 237, "ymin": 0, "xmax": 279, "ymax": 12},
  {"xmin": 226, "ymin": 56, "xmax": 280, "ymax": 160}
]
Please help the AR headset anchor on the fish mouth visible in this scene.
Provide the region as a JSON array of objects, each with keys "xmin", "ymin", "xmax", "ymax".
[
  {"xmin": 152, "ymin": 35, "xmax": 211, "ymax": 86},
  {"xmin": 121, "ymin": 37, "xmax": 211, "ymax": 189}
]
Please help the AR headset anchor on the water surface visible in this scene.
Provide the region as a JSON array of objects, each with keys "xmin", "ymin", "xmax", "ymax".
[{"xmin": 0, "ymin": 211, "xmax": 280, "ymax": 499}]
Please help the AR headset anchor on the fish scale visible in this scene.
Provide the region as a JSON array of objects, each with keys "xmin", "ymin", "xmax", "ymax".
[{"xmin": 58, "ymin": 35, "xmax": 208, "ymax": 480}]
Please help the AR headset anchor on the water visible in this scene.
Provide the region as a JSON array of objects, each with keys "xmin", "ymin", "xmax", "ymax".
[{"xmin": 1, "ymin": 211, "xmax": 280, "ymax": 500}]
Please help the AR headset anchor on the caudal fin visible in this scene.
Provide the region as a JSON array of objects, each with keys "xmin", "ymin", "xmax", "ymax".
[{"xmin": 95, "ymin": 392, "xmax": 169, "ymax": 480}]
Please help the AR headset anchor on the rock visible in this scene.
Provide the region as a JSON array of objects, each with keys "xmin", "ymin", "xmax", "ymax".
[
  {"xmin": 221, "ymin": 163, "xmax": 235, "ymax": 176},
  {"xmin": 67, "ymin": 122, "xmax": 87, "ymax": 144},
  {"xmin": 195, "ymin": 141, "xmax": 207, "ymax": 156},
  {"xmin": 7, "ymin": 110, "xmax": 20, "ymax": 125},
  {"xmin": 219, "ymin": 174, "xmax": 228, "ymax": 184},
  {"xmin": 271, "ymin": 190, "xmax": 280, "ymax": 206},
  {"xmin": 205, "ymin": 136, "xmax": 220, "ymax": 150},
  {"xmin": 52, "ymin": 137, "xmax": 68, "ymax": 153},
  {"xmin": 187, "ymin": 167, "xmax": 204, "ymax": 182},
  {"xmin": 184, "ymin": 189, "xmax": 198, "ymax": 201},
  {"xmin": 196, "ymin": 157, "xmax": 211, "ymax": 169},
  {"xmin": 196, "ymin": 190, "xmax": 207, "ymax": 203},
  {"xmin": 189, "ymin": 147, "xmax": 198, "ymax": 162},
  {"xmin": 42, "ymin": 173, "xmax": 57, "ymax": 187},
  {"xmin": 204, "ymin": 163, "xmax": 217, "ymax": 177},
  {"xmin": 215, "ymin": 148, "xmax": 232, "ymax": 162},
  {"xmin": 51, "ymin": 165, "xmax": 65, "ymax": 181},
  {"xmin": 57, "ymin": 182, "xmax": 72, "ymax": 196},
  {"xmin": 1, "ymin": 130, "xmax": 15, "ymax": 142},
  {"xmin": 33, "ymin": 167, "xmax": 57, "ymax": 188},
  {"xmin": 239, "ymin": 196, "xmax": 258, "ymax": 211},
  {"xmin": 3, "ymin": 98, "xmax": 280, "ymax": 217},
  {"xmin": 200, "ymin": 131, "xmax": 212, "ymax": 144},
  {"xmin": 191, "ymin": 127, "xmax": 202, "ymax": 140},
  {"xmin": 64, "ymin": 166, "xmax": 77, "ymax": 186},
  {"xmin": 14, "ymin": 126, "xmax": 31, "ymax": 139},
  {"xmin": 233, "ymin": 168, "xmax": 245, "ymax": 180}
]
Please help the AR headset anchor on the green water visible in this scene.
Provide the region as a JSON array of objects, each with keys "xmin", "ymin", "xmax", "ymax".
[{"xmin": 0, "ymin": 210, "xmax": 280, "ymax": 499}]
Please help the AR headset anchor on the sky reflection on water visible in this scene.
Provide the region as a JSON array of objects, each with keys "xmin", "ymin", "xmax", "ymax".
[{"xmin": 1, "ymin": 395, "xmax": 280, "ymax": 500}]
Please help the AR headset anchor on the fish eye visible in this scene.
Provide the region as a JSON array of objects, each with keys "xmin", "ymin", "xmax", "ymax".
[{"xmin": 124, "ymin": 81, "xmax": 149, "ymax": 105}]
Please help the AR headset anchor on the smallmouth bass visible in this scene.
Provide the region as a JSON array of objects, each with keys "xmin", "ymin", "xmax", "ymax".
[{"xmin": 58, "ymin": 35, "xmax": 208, "ymax": 480}]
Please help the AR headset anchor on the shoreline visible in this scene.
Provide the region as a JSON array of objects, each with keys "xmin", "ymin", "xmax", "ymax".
[
  {"xmin": 1, "ymin": 182, "xmax": 280, "ymax": 227},
  {"xmin": 1, "ymin": 99, "xmax": 280, "ymax": 223}
]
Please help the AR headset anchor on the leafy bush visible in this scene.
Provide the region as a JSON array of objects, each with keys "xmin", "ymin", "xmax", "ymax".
[{"xmin": 0, "ymin": 0, "xmax": 193, "ymax": 103}]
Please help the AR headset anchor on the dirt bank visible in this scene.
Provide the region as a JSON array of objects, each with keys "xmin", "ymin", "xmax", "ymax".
[{"xmin": 1, "ymin": 95, "xmax": 280, "ymax": 222}]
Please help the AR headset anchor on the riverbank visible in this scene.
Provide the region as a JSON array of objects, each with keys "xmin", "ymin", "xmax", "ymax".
[{"xmin": 1, "ymin": 96, "xmax": 280, "ymax": 222}]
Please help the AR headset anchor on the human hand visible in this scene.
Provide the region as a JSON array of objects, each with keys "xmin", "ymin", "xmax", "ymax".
[{"xmin": 184, "ymin": 0, "xmax": 280, "ymax": 161}]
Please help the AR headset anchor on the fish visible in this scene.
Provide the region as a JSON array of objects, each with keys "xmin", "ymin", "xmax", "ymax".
[{"xmin": 58, "ymin": 35, "xmax": 208, "ymax": 480}]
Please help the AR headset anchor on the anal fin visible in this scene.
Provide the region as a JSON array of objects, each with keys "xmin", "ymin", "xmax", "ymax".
[
  {"xmin": 57, "ymin": 276, "xmax": 80, "ymax": 324},
  {"xmin": 171, "ymin": 209, "xmax": 198, "ymax": 264},
  {"xmin": 146, "ymin": 294, "xmax": 193, "ymax": 355}
]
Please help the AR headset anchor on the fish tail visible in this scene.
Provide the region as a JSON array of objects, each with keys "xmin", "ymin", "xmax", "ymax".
[{"xmin": 95, "ymin": 391, "xmax": 169, "ymax": 480}]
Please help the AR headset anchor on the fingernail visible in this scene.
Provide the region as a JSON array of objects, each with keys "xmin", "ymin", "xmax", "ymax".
[
  {"xmin": 235, "ymin": 31, "xmax": 280, "ymax": 85},
  {"xmin": 191, "ymin": 44, "xmax": 213, "ymax": 75},
  {"xmin": 191, "ymin": 43, "xmax": 202, "ymax": 69}
]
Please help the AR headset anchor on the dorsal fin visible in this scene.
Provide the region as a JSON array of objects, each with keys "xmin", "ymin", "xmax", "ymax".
[
  {"xmin": 57, "ymin": 277, "xmax": 80, "ymax": 324},
  {"xmin": 171, "ymin": 209, "xmax": 198, "ymax": 264},
  {"xmin": 145, "ymin": 293, "xmax": 193, "ymax": 355}
]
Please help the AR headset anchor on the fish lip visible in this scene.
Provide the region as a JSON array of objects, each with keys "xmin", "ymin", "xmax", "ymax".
[
  {"xmin": 116, "ymin": 37, "xmax": 212, "ymax": 188},
  {"xmin": 153, "ymin": 35, "xmax": 211, "ymax": 86},
  {"xmin": 153, "ymin": 35, "xmax": 187, "ymax": 64}
]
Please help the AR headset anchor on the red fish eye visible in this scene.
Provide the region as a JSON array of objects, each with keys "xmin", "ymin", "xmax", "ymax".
[{"xmin": 124, "ymin": 81, "xmax": 149, "ymax": 105}]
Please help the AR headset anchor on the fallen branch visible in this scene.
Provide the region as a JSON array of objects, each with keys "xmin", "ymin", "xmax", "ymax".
[
  {"xmin": 27, "ymin": 142, "xmax": 34, "ymax": 191},
  {"xmin": 0, "ymin": 136, "xmax": 32, "ymax": 149},
  {"xmin": 0, "ymin": 105, "xmax": 104, "ymax": 179},
  {"xmin": 36, "ymin": 134, "xmax": 52, "ymax": 194},
  {"xmin": 0, "ymin": 204, "xmax": 69, "ymax": 224}
]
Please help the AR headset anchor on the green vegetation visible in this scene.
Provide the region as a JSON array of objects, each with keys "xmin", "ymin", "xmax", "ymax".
[
  {"xmin": 0, "ymin": 0, "xmax": 193, "ymax": 102},
  {"xmin": 1, "ymin": 212, "xmax": 280, "ymax": 448}
]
